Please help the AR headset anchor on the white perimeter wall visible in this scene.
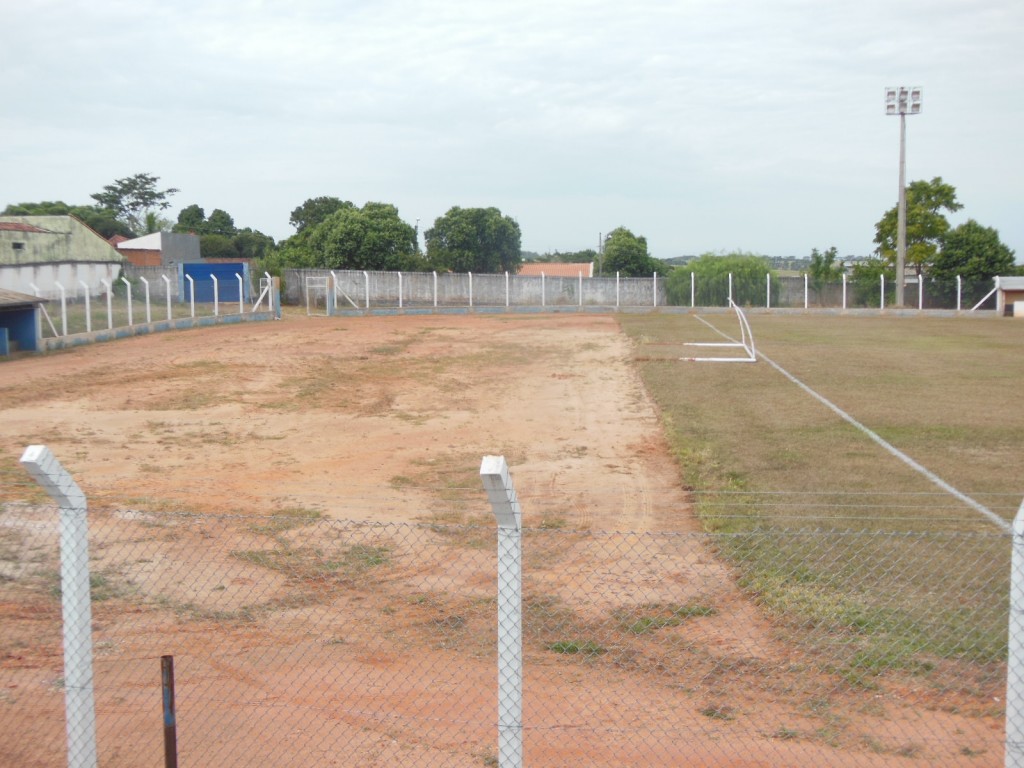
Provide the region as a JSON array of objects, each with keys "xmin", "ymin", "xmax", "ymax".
[{"xmin": 0, "ymin": 262, "xmax": 122, "ymax": 299}]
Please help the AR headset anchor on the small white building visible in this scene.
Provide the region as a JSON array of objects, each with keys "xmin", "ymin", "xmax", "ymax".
[{"xmin": 996, "ymin": 276, "xmax": 1024, "ymax": 316}]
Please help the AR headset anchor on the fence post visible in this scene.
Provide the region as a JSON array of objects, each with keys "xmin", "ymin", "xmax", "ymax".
[
  {"xmin": 363, "ymin": 271, "xmax": 370, "ymax": 309},
  {"xmin": 766, "ymin": 273, "xmax": 771, "ymax": 310},
  {"xmin": 236, "ymin": 273, "xmax": 244, "ymax": 315},
  {"xmin": 728, "ymin": 273, "xmax": 733, "ymax": 306},
  {"xmin": 185, "ymin": 275, "xmax": 195, "ymax": 318},
  {"xmin": 19, "ymin": 446, "xmax": 98, "ymax": 768},
  {"xmin": 842, "ymin": 273, "xmax": 848, "ymax": 310},
  {"xmin": 803, "ymin": 274, "xmax": 809, "ymax": 310},
  {"xmin": 690, "ymin": 271, "xmax": 695, "ymax": 308},
  {"xmin": 56, "ymin": 281, "xmax": 68, "ymax": 336},
  {"xmin": 398, "ymin": 272, "xmax": 404, "ymax": 309},
  {"xmin": 918, "ymin": 275, "xmax": 924, "ymax": 311},
  {"xmin": 140, "ymin": 276, "xmax": 151, "ymax": 324},
  {"xmin": 480, "ymin": 455, "xmax": 523, "ymax": 768},
  {"xmin": 579, "ymin": 271, "xmax": 583, "ymax": 307},
  {"xmin": 121, "ymin": 276, "xmax": 133, "ymax": 326},
  {"xmin": 542, "ymin": 273, "xmax": 546, "ymax": 308},
  {"xmin": 433, "ymin": 271, "xmax": 438, "ymax": 308},
  {"xmin": 162, "ymin": 275, "xmax": 172, "ymax": 321},
  {"xmin": 1007, "ymin": 498, "xmax": 1024, "ymax": 767},
  {"xmin": 211, "ymin": 274, "xmax": 219, "ymax": 316},
  {"xmin": 653, "ymin": 272, "xmax": 658, "ymax": 307},
  {"xmin": 79, "ymin": 281, "xmax": 92, "ymax": 333},
  {"xmin": 880, "ymin": 274, "xmax": 885, "ymax": 309},
  {"xmin": 469, "ymin": 272, "xmax": 473, "ymax": 308},
  {"xmin": 101, "ymin": 279, "xmax": 112, "ymax": 329},
  {"xmin": 957, "ymin": 275, "xmax": 962, "ymax": 312}
]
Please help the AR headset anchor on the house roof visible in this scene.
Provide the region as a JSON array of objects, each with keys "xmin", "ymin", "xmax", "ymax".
[
  {"xmin": 0, "ymin": 288, "xmax": 44, "ymax": 307},
  {"xmin": 998, "ymin": 276, "xmax": 1024, "ymax": 290},
  {"xmin": 0, "ymin": 222, "xmax": 50, "ymax": 234},
  {"xmin": 117, "ymin": 232, "xmax": 163, "ymax": 250},
  {"xmin": 519, "ymin": 262, "xmax": 594, "ymax": 277}
]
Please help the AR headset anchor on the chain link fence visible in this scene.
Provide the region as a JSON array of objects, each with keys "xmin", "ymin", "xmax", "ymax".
[{"xmin": 1, "ymin": 458, "xmax": 1014, "ymax": 767}]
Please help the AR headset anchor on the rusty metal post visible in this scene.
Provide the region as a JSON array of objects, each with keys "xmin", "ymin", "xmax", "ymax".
[{"xmin": 161, "ymin": 655, "xmax": 178, "ymax": 768}]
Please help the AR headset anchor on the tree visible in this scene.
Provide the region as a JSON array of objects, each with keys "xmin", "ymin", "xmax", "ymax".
[
  {"xmin": 295, "ymin": 202, "xmax": 421, "ymax": 271},
  {"xmin": 807, "ymin": 246, "xmax": 845, "ymax": 305},
  {"xmin": 206, "ymin": 209, "xmax": 237, "ymax": 236},
  {"xmin": 90, "ymin": 172, "xmax": 179, "ymax": 236},
  {"xmin": 933, "ymin": 219, "xmax": 1016, "ymax": 283},
  {"xmin": 873, "ymin": 177, "xmax": 963, "ymax": 276},
  {"xmin": 931, "ymin": 219, "xmax": 1016, "ymax": 305},
  {"xmin": 666, "ymin": 251, "xmax": 776, "ymax": 307},
  {"xmin": 232, "ymin": 228, "xmax": 276, "ymax": 261},
  {"xmin": 200, "ymin": 234, "xmax": 238, "ymax": 259},
  {"xmin": 600, "ymin": 227, "xmax": 660, "ymax": 277},
  {"xmin": 174, "ymin": 204, "xmax": 206, "ymax": 233},
  {"xmin": 425, "ymin": 207, "xmax": 522, "ymax": 273},
  {"xmin": 289, "ymin": 196, "xmax": 352, "ymax": 233}
]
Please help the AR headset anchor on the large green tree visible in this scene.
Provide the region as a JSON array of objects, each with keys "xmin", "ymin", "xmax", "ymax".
[
  {"xmin": 289, "ymin": 196, "xmax": 353, "ymax": 233},
  {"xmin": 1, "ymin": 200, "xmax": 134, "ymax": 238},
  {"xmin": 289, "ymin": 202, "xmax": 421, "ymax": 271},
  {"xmin": 600, "ymin": 227, "xmax": 661, "ymax": 277},
  {"xmin": 874, "ymin": 177, "xmax": 963, "ymax": 276},
  {"xmin": 933, "ymin": 219, "xmax": 1016, "ymax": 283},
  {"xmin": 90, "ymin": 172, "xmax": 179, "ymax": 236},
  {"xmin": 667, "ymin": 251, "xmax": 776, "ymax": 307},
  {"xmin": 426, "ymin": 207, "xmax": 522, "ymax": 273},
  {"xmin": 174, "ymin": 204, "xmax": 206, "ymax": 233},
  {"xmin": 931, "ymin": 219, "xmax": 1017, "ymax": 304}
]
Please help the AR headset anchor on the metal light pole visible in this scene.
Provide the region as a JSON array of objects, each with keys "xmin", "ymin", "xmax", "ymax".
[{"xmin": 885, "ymin": 86, "xmax": 922, "ymax": 307}]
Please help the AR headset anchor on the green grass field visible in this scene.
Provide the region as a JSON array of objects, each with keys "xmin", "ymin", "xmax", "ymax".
[{"xmin": 619, "ymin": 312, "xmax": 1021, "ymax": 674}]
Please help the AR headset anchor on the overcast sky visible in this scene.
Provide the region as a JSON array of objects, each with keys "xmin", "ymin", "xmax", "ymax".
[{"xmin": 4, "ymin": 0, "xmax": 1022, "ymax": 260}]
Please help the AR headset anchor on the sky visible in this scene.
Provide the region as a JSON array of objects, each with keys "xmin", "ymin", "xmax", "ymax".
[{"xmin": 3, "ymin": 0, "xmax": 1023, "ymax": 261}]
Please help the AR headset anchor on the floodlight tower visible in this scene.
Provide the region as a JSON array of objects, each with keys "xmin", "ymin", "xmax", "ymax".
[{"xmin": 885, "ymin": 86, "xmax": 923, "ymax": 307}]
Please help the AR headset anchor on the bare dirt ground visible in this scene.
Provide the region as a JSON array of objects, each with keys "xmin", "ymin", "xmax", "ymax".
[{"xmin": 0, "ymin": 312, "xmax": 1003, "ymax": 766}]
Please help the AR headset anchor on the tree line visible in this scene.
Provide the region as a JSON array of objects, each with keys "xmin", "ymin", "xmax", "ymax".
[{"xmin": 2, "ymin": 173, "xmax": 1018, "ymax": 290}]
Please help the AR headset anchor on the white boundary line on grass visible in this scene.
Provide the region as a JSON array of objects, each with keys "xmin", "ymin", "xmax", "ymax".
[{"xmin": 694, "ymin": 315, "xmax": 1011, "ymax": 532}]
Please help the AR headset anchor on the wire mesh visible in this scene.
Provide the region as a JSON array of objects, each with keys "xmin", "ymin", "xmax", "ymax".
[{"xmin": 0, "ymin": 498, "xmax": 1010, "ymax": 767}]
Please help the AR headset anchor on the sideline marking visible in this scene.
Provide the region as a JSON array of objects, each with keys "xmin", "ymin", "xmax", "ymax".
[{"xmin": 695, "ymin": 315, "xmax": 1010, "ymax": 532}]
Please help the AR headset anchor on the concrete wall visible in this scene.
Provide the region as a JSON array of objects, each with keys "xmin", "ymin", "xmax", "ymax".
[
  {"xmin": 284, "ymin": 268, "xmax": 670, "ymax": 308},
  {"xmin": 0, "ymin": 262, "xmax": 123, "ymax": 299}
]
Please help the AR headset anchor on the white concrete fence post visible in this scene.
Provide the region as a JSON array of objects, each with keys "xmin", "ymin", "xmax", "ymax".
[
  {"xmin": 1006, "ymin": 498, "xmax": 1024, "ymax": 767},
  {"xmin": 19, "ymin": 446, "xmax": 98, "ymax": 768},
  {"xmin": 121, "ymin": 277, "xmax": 133, "ymax": 326},
  {"xmin": 55, "ymin": 282, "xmax": 68, "ymax": 336},
  {"xmin": 211, "ymin": 274, "xmax": 219, "ymax": 316},
  {"xmin": 186, "ymin": 275, "xmax": 196, "ymax": 318},
  {"xmin": 139, "ymin": 276, "xmax": 151, "ymax": 324},
  {"xmin": 480, "ymin": 455, "xmax": 523, "ymax": 768},
  {"xmin": 161, "ymin": 275, "xmax": 172, "ymax": 320},
  {"xmin": 236, "ymin": 273, "xmax": 244, "ymax": 315},
  {"xmin": 101, "ymin": 279, "xmax": 112, "ymax": 329},
  {"xmin": 79, "ymin": 281, "xmax": 92, "ymax": 334}
]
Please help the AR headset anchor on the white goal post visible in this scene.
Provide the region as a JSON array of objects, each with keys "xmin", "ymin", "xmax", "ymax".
[{"xmin": 682, "ymin": 300, "xmax": 757, "ymax": 363}]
